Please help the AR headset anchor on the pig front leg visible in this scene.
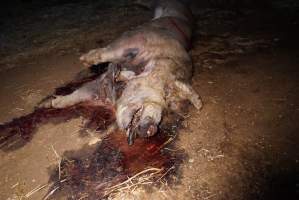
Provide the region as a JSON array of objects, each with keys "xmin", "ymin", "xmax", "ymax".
[
  {"xmin": 80, "ymin": 47, "xmax": 140, "ymax": 66},
  {"xmin": 80, "ymin": 47, "xmax": 115, "ymax": 66},
  {"xmin": 80, "ymin": 33, "xmax": 145, "ymax": 67}
]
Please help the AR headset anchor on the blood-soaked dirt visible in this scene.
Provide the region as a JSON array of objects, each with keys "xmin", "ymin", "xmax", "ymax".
[
  {"xmin": 1, "ymin": 0, "xmax": 299, "ymax": 200},
  {"xmin": 0, "ymin": 64, "xmax": 114, "ymax": 151},
  {"xmin": 46, "ymin": 126, "xmax": 183, "ymax": 199}
]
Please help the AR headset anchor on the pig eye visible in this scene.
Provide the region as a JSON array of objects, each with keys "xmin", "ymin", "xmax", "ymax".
[{"xmin": 123, "ymin": 48, "xmax": 139, "ymax": 60}]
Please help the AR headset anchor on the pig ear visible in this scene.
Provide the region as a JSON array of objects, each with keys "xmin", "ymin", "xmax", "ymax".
[
  {"xmin": 174, "ymin": 81, "xmax": 203, "ymax": 110},
  {"xmin": 123, "ymin": 48, "xmax": 139, "ymax": 60}
]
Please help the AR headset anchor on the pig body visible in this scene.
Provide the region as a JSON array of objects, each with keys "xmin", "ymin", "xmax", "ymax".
[{"xmin": 39, "ymin": 0, "xmax": 201, "ymax": 144}]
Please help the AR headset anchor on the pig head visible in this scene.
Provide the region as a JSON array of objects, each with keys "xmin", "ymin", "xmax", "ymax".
[{"xmin": 116, "ymin": 51, "xmax": 202, "ymax": 145}]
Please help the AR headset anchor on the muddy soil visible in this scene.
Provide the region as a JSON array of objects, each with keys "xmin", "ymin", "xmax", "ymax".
[{"xmin": 0, "ymin": 1, "xmax": 298, "ymax": 199}]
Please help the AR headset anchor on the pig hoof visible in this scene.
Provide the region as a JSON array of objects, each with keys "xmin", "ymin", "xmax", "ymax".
[
  {"xmin": 37, "ymin": 96, "xmax": 56, "ymax": 108},
  {"xmin": 136, "ymin": 116, "xmax": 158, "ymax": 138},
  {"xmin": 80, "ymin": 49, "xmax": 102, "ymax": 67}
]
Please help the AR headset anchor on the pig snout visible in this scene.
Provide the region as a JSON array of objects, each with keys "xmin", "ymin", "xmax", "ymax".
[
  {"xmin": 128, "ymin": 104, "xmax": 162, "ymax": 146},
  {"xmin": 136, "ymin": 117, "xmax": 158, "ymax": 138},
  {"xmin": 136, "ymin": 103, "xmax": 162, "ymax": 137},
  {"xmin": 116, "ymin": 95, "xmax": 163, "ymax": 145},
  {"xmin": 127, "ymin": 115, "xmax": 159, "ymax": 146}
]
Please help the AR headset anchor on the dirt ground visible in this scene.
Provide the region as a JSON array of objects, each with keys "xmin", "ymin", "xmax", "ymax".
[{"xmin": 0, "ymin": 0, "xmax": 298, "ymax": 199}]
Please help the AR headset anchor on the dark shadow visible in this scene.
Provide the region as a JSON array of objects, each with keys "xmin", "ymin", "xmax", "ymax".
[
  {"xmin": 263, "ymin": 168, "xmax": 298, "ymax": 200},
  {"xmin": 241, "ymin": 155, "xmax": 298, "ymax": 200}
]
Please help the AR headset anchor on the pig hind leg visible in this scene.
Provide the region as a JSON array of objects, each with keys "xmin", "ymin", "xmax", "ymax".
[
  {"xmin": 38, "ymin": 79, "xmax": 101, "ymax": 108},
  {"xmin": 38, "ymin": 65, "xmax": 116, "ymax": 109}
]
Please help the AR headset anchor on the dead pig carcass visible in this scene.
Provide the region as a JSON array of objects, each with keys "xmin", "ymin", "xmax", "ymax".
[{"xmin": 40, "ymin": 0, "xmax": 202, "ymax": 144}]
